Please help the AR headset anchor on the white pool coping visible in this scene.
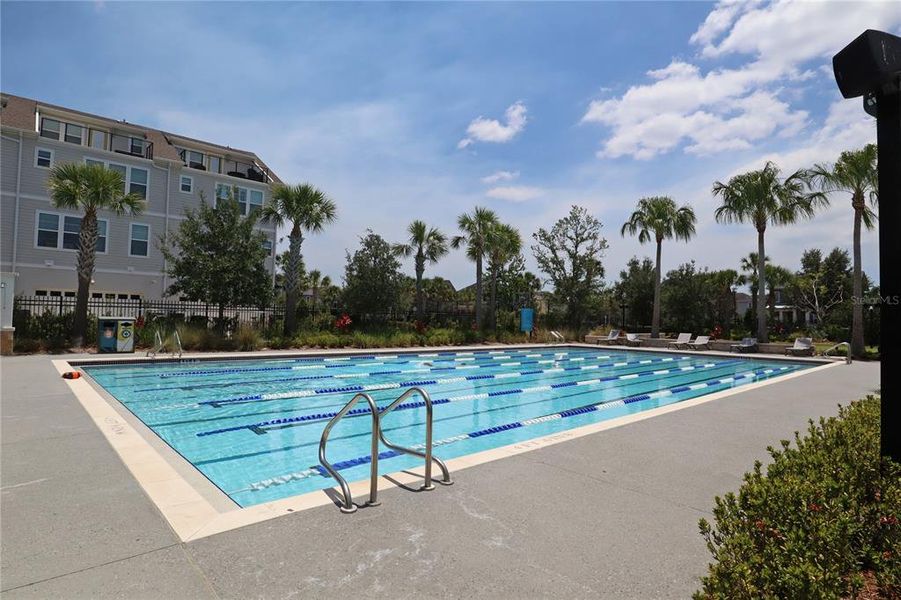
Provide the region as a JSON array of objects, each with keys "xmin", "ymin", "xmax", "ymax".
[{"xmin": 55, "ymin": 343, "xmax": 842, "ymax": 542}]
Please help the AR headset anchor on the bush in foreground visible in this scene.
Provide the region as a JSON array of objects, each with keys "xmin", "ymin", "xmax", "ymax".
[{"xmin": 695, "ymin": 396, "xmax": 900, "ymax": 599}]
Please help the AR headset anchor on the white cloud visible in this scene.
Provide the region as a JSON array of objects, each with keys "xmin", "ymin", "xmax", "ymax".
[
  {"xmin": 485, "ymin": 185, "xmax": 544, "ymax": 202},
  {"xmin": 458, "ymin": 101, "xmax": 527, "ymax": 149},
  {"xmin": 480, "ymin": 170, "xmax": 519, "ymax": 184},
  {"xmin": 582, "ymin": 1, "xmax": 901, "ymax": 160}
]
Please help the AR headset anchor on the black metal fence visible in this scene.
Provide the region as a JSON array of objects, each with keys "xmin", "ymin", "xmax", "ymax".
[
  {"xmin": 14, "ymin": 296, "xmax": 284, "ymax": 326},
  {"xmin": 12, "ymin": 295, "xmax": 485, "ymax": 328}
]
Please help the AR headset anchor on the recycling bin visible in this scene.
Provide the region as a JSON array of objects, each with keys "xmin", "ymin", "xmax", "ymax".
[{"xmin": 97, "ymin": 317, "xmax": 136, "ymax": 353}]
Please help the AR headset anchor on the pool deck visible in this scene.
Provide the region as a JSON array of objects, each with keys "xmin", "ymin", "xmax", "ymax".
[{"xmin": 0, "ymin": 348, "xmax": 879, "ymax": 598}]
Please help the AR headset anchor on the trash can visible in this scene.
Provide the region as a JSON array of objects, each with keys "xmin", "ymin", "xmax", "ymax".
[{"xmin": 97, "ymin": 317, "xmax": 135, "ymax": 353}]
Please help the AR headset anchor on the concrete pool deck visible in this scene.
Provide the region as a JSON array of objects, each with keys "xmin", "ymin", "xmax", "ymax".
[{"xmin": 0, "ymin": 349, "xmax": 879, "ymax": 598}]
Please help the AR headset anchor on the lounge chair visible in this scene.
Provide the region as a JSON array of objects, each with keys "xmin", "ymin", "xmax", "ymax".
[
  {"xmin": 730, "ymin": 337, "xmax": 758, "ymax": 353},
  {"xmin": 667, "ymin": 333, "xmax": 692, "ymax": 349},
  {"xmin": 624, "ymin": 333, "xmax": 642, "ymax": 347},
  {"xmin": 597, "ymin": 329, "xmax": 621, "ymax": 345},
  {"xmin": 686, "ymin": 335, "xmax": 711, "ymax": 350},
  {"xmin": 784, "ymin": 337, "xmax": 814, "ymax": 357}
]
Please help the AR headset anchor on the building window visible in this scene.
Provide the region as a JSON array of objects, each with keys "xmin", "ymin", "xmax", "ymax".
[
  {"xmin": 109, "ymin": 163, "xmax": 128, "ymax": 192},
  {"xmin": 248, "ymin": 189, "xmax": 264, "ymax": 215},
  {"xmin": 180, "ymin": 175, "xmax": 193, "ymax": 194},
  {"xmin": 36, "ymin": 211, "xmax": 107, "ymax": 252},
  {"xmin": 262, "ymin": 239, "xmax": 273, "ymax": 255},
  {"xmin": 64, "ymin": 123, "xmax": 83, "ymax": 144},
  {"xmin": 208, "ymin": 156, "xmax": 221, "ymax": 174},
  {"xmin": 34, "ymin": 147, "xmax": 54, "ymax": 168},
  {"xmin": 130, "ymin": 223, "xmax": 150, "ymax": 257},
  {"xmin": 183, "ymin": 149, "xmax": 205, "ymax": 170},
  {"xmin": 40, "ymin": 117, "xmax": 61, "ymax": 140},
  {"xmin": 235, "ymin": 186, "xmax": 248, "ymax": 214},
  {"xmin": 89, "ymin": 129, "xmax": 107, "ymax": 150},
  {"xmin": 37, "ymin": 212, "xmax": 59, "ymax": 248},
  {"xmin": 129, "ymin": 167, "xmax": 148, "ymax": 199},
  {"xmin": 215, "ymin": 183, "xmax": 232, "ymax": 206}
]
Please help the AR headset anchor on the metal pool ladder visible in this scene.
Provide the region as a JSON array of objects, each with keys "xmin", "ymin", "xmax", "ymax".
[
  {"xmin": 318, "ymin": 386, "xmax": 452, "ymax": 513},
  {"xmin": 147, "ymin": 330, "xmax": 183, "ymax": 359},
  {"xmin": 822, "ymin": 341, "xmax": 852, "ymax": 364}
]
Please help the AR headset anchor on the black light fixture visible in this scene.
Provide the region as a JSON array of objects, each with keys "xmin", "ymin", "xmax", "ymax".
[{"xmin": 833, "ymin": 29, "xmax": 901, "ymax": 461}]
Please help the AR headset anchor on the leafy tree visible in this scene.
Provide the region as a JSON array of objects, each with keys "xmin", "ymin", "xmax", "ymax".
[
  {"xmin": 621, "ymin": 196, "xmax": 696, "ymax": 337},
  {"xmin": 46, "ymin": 162, "xmax": 144, "ymax": 345},
  {"xmin": 393, "ymin": 220, "xmax": 448, "ymax": 321},
  {"xmin": 532, "ymin": 205, "xmax": 608, "ymax": 329},
  {"xmin": 713, "ymin": 162, "xmax": 825, "ymax": 342},
  {"xmin": 493, "ymin": 255, "xmax": 541, "ymax": 313},
  {"xmin": 161, "ymin": 195, "xmax": 272, "ymax": 324},
  {"xmin": 451, "ymin": 207, "xmax": 499, "ymax": 328},
  {"xmin": 343, "ymin": 230, "xmax": 404, "ymax": 318},
  {"xmin": 661, "ymin": 262, "xmax": 711, "ymax": 333},
  {"xmin": 806, "ymin": 145, "xmax": 878, "ymax": 358},
  {"xmin": 485, "ymin": 223, "xmax": 522, "ymax": 330},
  {"xmin": 261, "ymin": 183, "xmax": 337, "ymax": 336},
  {"xmin": 790, "ymin": 248, "xmax": 846, "ymax": 326},
  {"xmin": 307, "ymin": 269, "xmax": 331, "ymax": 312},
  {"xmin": 614, "ymin": 257, "xmax": 656, "ymax": 329},
  {"xmin": 706, "ymin": 269, "xmax": 742, "ymax": 333}
]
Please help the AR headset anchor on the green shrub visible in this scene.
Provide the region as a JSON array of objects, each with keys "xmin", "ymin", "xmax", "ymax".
[
  {"xmin": 235, "ymin": 326, "xmax": 261, "ymax": 351},
  {"xmin": 695, "ymin": 396, "xmax": 900, "ymax": 599}
]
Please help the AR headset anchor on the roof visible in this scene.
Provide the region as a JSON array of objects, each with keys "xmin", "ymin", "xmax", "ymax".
[{"xmin": 0, "ymin": 92, "xmax": 282, "ymax": 184}]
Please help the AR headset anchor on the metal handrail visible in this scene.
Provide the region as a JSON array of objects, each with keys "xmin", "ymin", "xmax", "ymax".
[
  {"xmin": 318, "ymin": 393, "xmax": 381, "ymax": 513},
  {"xmin": 147, "ymin": 331, "xmax": 164, "ymax": 358},
  {"xmin": 823, "ymin": 341, "xmax": 852, "ymax": 364},
  {"xmin": 378, "ymin": 387, "xmax": 452, "ymax": 490},
  {"xmin": 173, "ymin": 330, "xmax": 183, "ymax": 359},
  {"xmin": 147, "ymin": 330, "xmax": 184, "ymax": 359}
]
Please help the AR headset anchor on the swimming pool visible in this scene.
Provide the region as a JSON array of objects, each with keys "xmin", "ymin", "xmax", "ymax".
[{"xmin": 82, "ymin": 346, "xmax": 813, "ymax": 508}]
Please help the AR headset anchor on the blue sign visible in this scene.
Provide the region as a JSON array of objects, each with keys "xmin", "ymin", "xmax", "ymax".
[{"xmin": 520, "ymin": 308, "xmax": 534, "ymax": 333}]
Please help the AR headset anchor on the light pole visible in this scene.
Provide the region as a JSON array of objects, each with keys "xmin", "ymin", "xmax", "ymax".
[{"xmin": 833, "ymin": 29, "xmax": 901, "ymax": 461}]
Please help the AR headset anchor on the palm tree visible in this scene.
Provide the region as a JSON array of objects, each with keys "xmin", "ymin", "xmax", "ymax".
[
  {"xmin": 620, "ymin": 196, "xmax": 696, "ymax": 338},
  {"xmin": 485, "ymin": 223, "xmax": 522, "ymax": 330},
  {"xmin": 806, "ymin": 145, "xmax": 878, "ymax": 358},
  {"xmin": 393, "ymin": 221, "xmax": 448, "ymax": 321},
  {"xmin": 46, "ymin": 162, "xmax": 144, "ymax": 346},
  {"xmin": 261, "ymin": 183, "xmax": 337, "ymax": 336},
  {"xmin": 713, "ymin": 162, "xmax": 826, "ymax": 342},
  {"xmin": 307, "ymin": 269, "xmax": 331, "ymax": 313},
  {"xmin": 451, "ymin": 207, "xmax": 499, "ymax": 328}
]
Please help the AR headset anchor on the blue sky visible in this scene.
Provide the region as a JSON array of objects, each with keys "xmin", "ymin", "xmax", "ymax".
[{"xmin": 2, "ymin": 1, "xmax": 898, "ymax": 288}]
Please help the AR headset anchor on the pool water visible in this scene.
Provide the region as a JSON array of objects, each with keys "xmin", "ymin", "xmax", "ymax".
[{"xmin": 82, "ymin": 346, "xmax": 812, "ymax": 507}]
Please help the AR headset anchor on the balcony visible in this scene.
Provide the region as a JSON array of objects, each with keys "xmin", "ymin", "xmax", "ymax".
[
  {"xmin": 110, "ymin": 133, "xmax": 153, "ymax": 159},
  {"xmin": 224, "ymin": 158, "xmax": 269, "ymax": 183}
]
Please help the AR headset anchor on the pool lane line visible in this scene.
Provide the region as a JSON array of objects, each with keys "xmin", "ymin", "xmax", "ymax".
[
  {"xmin": 131, "ymin": 352, "xmax": 681, "ymax": 408},
  {"xmin": 123, "ymin": 350, "xmax": 617, "ymax": 394},
  {"xmin": 191, "ymin": 355, "xmax": 692, "ymax": 409},
  {"xmin": 144, "ymin": 357, "xmax": 707, "ymax": 428},
  {"xmin": 234, "ymin": 365, "xmax": 793, "ymax": 493},
  {"xmin": 99, "ymin": 347, "xmax": 600, "ymax": 381},
  {"xmin": 194, "ymin": 360, "xmax": 739, "ymax": 436},
  {"xmin": 193, "ymin": 363, "xmax": 793, "ymax": 469}
]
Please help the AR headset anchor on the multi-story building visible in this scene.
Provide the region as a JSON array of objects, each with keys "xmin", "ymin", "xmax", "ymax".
[{"xmin": 0, "ymin": 93, "xmax": 281, "ymax": 301}]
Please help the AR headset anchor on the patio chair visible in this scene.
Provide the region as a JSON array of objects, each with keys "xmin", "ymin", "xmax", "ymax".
[
  {"xmin": 667, "ymin": 332, "xmax": 692, "ymax": 349},
  {"xmin": 730, "ymin": 337, "xmax": 758, "ymax": 353},
  {"xmin": 624, "ymin": 333, "xmax": 642, "ymax": 347},
  {"xmin": 784, "ymin": 337, "xmax": 814, "ymax": 357},
  {"xmin": 597, "ymin": 329, "xmax": 621, "ymax": 345},
  {"xmin": 686, "ymin": 335, "xmax": 711, "ymax": 350}
]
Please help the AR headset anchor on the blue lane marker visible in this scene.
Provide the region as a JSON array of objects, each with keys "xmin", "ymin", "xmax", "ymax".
[{"xmin": 194, "ymin": 361, "xmax": 739, "ymax": 437}]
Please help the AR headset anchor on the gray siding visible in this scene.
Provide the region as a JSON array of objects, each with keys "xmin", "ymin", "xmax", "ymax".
[{"xmin": 2, "ymin": 132, "xmax": 277, "ymax": 299}]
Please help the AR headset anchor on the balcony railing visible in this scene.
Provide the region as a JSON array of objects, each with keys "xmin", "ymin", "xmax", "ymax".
[
  {"xmin": 110, "ymin": 133, "xmax": 153, "ymax": 159},
  {"xmin": 224, "ymin": 158, "xmax": 269, "ymax": 183}
]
